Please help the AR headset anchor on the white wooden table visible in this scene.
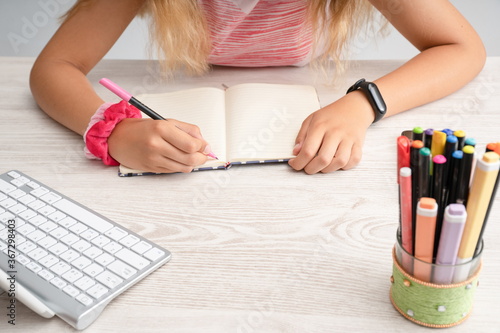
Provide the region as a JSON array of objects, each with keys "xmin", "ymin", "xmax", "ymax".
[{"xmin": 0, "ymin": 57, "xmax": 499, "ymax": 332}]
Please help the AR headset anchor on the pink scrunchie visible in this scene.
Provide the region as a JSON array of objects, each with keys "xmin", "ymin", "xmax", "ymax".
[{"xmin": 84, "ymin": 101, "xmax": 142, "ymax": 165}]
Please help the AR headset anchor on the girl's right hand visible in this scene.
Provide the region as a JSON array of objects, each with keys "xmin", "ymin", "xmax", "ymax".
[{"xmin": 107, "ymin": 118, "xmax": 210, "ymax": 173}]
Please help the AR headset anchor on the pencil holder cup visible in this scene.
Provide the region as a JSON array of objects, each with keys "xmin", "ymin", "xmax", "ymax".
[{"xmin": 389, "ymin": 236, "xmax": 483, "ymax": 328}]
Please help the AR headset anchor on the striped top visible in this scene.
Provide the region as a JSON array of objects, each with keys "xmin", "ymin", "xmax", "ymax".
[{"xmin": 200, "ymin": 0, "xmax": 315, "ymax": 67}]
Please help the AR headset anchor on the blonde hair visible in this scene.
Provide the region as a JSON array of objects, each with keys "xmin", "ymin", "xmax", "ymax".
[{"xmin": 64, "ymin": 0, "xmax": 374, "ymax": 76}]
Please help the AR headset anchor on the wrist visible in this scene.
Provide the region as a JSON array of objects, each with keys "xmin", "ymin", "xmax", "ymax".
[
  {"xmin": 346, "ymin": 78, "xmax": 387, "ymax": 123},
  {"xmin": 340, "ymin": 90, "xmax": 377, "ymax": 127},
  {"xmin": 84, "ymin": 101, "xmax": 142, "ymax": 165}
]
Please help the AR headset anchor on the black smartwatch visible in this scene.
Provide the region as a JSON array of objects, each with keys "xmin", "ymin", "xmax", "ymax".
[{"xmin": 346, "ymin": 78, "xmax": 387, "ymax": 123}]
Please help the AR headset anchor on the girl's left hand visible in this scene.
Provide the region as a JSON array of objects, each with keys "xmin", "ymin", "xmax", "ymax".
[{"xmin": 288, "ymin": 91, "xmax": 375, "ymax": 174}]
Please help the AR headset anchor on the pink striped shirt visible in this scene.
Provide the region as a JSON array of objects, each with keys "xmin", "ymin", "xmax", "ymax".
[{"xmin": 200, "ymin": 0, "xmax": 314, "ymax": 67}]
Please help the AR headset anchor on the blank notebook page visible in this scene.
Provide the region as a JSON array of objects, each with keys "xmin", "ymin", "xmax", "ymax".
[{"xmin": 225, "ymin": 83, "xmax": 320, "ymax": 161}]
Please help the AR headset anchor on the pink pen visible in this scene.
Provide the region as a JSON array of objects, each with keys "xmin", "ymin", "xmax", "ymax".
[{"xmin": 99, "ymin": 78, "xmax": 218, "ymax": 159}]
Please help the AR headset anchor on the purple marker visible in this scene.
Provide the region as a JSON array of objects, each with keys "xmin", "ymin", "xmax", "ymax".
[
  {"xmin": 423, "ymin": 128, "xmax": 434, "ymax": 149},
  {"xmin": 432, "ymin": 204, "xmax": 467, "ymax": 284}
]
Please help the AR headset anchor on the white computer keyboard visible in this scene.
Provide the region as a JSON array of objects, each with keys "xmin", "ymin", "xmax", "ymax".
[{"xmin": 0, "ymin": 170, "xmax": 171, "ymax": 330}]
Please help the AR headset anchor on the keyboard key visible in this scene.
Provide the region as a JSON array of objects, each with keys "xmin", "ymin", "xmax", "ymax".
[
  {"xmin": 9, "ymin": 203, "xmax": 27, "ymax": 215},
  {"xmin": 115, "ymin": 248, "xmax": 150, "ymax": 270},
  {"xmin": 0, "ymin": 197, "xmax": 17, "ymax": 209},
  {"xmin": 63, "ymin": 285, "xmax": 80, "ymax": 298},
  {"xmin": 26, "ymin": 261, "xmax": 42, "ymax": 273},
  {"xmin": 61, "ymin": 233, "xmax": 80, "ymax": 246},
  {"xmin": 38, "ymin": 236, "xmax": 57, "ymax": 249},
  {"xmin": 74, "ymin": 275, "xmax": 95, "ymax": 292},
  {"xmin": 18, "ymin": 241, "xmax": 36, "ymax": 254},
  {"xmin": 58, "ymin": 216, "xmax": 77, "ymax": 229},
  {"xmin": 28, "ymin": 199, "xmax": 45, "ymax": 211},
  {"xmin": 38, "ymin": 206, "xmax": 56, "ymax": 217},
  {"xmin": 91, "ymin": 235, "xmax": 111, "ymax": 248},
  {"xmin": 50, "ymin": 227, "xmax": 69, "ymax": 239},
  {"xmin": 27, "ymin": 229, "xmax": 46, "ymax": 243},
  {"xmin": 7, "ymin": 171, "xmax": 21, "ymax": 179},
  {"xmin": 95, "ymin": 253, "xmax": 115, "ymax": 267},
  {"xmin": 38, "ymin": 269, "xmax": 55, "ymax": 281},
  {"xmin": 18, "ymin": 194, "xmax": 36, "ymax": 205},
  {"xmin": 52, "ymin": 199, "xmax": 113, "ymax": 233},
  {"xmin": 50, "ymin": 261, "xmax": 71, "ymax": 275},
  {"xmin": 76, "ymin": 294, "xmax": 93, "ymax": 306},
  {"xmin": 17, "ymin": 224, "xmax": 36, "ymax": 236},
  {"xmin": 39, "ymin": 254, "xmax": 59, "ymax": 268},
  {"xmin": 80, "ymin": 228, "xmax": 99, "ymax": 241},
  {"xmin": 18, "ymin": 209, "xmax": 37, "ymax": 220},
  {"xmin": 72, "ymin": 256, "xmax": 92, "ymax": 270},
  {"xmin": 131, "ymin": 241, "xmax": 152, "ymax": 255},
  {"xmin": 47, "ymin": 211, "xmax": 66, "ymax": 222},
  {"xmin": 83, "ymin": 246, "xmax": 102, "ymax": 259},
  {"xmin": 96, "ymin": 271, "xmax": 123, "ymax": 289},
  {"xmin": 9, "ymin": 189, "xmax": 26, "ymax": 199},
  {"xmin": 62, "ymin": 268, "xmax": 83, "ymax": 283},
  {"xmin": 70, "ymin": 222, "xmax": 88, "ymax": 235},
  {"xmin": 27, "ymin": 248, "xmax": 49, "ymax": 261},
  {"xmin": 17, "ymin": 254, "xmax": 31, "ymax": 266},
  {"xmin": 72, "ymin": 240, "xmax": 91, "ymax": 252},
  {"xmin": 29, "ymin": 215, "xmax": 48, "ymax": 227},
  {"xmin": 119, "ymin": 234, "xmax": 140, "ymax": 247},
  {"xmin": 60, "ymin": 249, "xmax": 80, "ymax": 262},
  {"xmin": 105, "ymin": 227, "xmax": 128, "ymax": 241},
  {"xmin": 87, "ymin": 284, "xmax": 108, "ymax": 299},
  {"xmin": 26, "ymin": 181, "xmax": 40, "ymax": 189},
  {"xmin": 144, "ymin": 248, "xmax": 166, "ymax": 262},
  {"xmin": 40, "ymin": 192, "xmax": 62, "ymax": 204},
  {"xmin": 31, "ymin": 187, "xmax": 50, "ymax": 197},
  {"xmin": 0, "ymin": 179, "xmax": 16, "ymax": 193},
  {"xmin": 40, "ymin": 221, "xmax": 58, "ymax": 233},
  {"xmin": 49, "ymin": 243, "xmax": 69, "ymax": 256},
  {"xmin": 103, "ymin": 241, "xmax": 122, "ymax": 254},
  {"xmin": 11, "ymin": 176, "xmax": 30, "ymax": 186},
  {"xmin": 50, "ymin": 277, "xmax": 67, "ymax": 290},
  {"xmin": 108, "ymin": 260, "xmax": 137, "ymax": 280},
  {"xmin": 83, "ymin": 263, "xmax": 104, "ymax": 277}
]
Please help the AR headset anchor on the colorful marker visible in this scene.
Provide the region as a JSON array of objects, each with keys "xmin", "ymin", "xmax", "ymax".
[
  {"xmin": 456, "ymin": 145, "xmax": 475, "ymax": 205},
  {"xmin": 433, "ymin": 204, "xmax": 467, "ymax": 284},
  {"xmin": 414, "ymin": 197, "xmax": 438, "ymax": 282},
  {"xmin": 453, "ymin": 130, "xmax": 466, "ymax": 150},
  {"xmin": 454, "ymin": 152, "xmax": 500, "ymax": 282},
  {"xmin": 432, "ymin": 155, "xmax": 447, "ymax": 256},
  {"xmin": 447, "ymin": 150, "xmax": 464, "ymax": 205},
  {"xmin": 423, "ymin": 128, "xmax": 434, "ymax": 149},
  {"xmin": 412, "ymin": 127, "xmax": 424, "ymax": 142}
]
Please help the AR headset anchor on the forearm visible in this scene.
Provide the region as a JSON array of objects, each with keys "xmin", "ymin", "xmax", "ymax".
[
  {"xmin": 30, "ymin": 58, "xmax": 104, "ymax": 136},
  {"xmin": 374, "ymin": 43, "xmax": 486, "ymax": 118}
]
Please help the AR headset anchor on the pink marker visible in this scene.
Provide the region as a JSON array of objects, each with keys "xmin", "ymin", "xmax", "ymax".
[{"xmin": 99, "ymin": 78, "xmax": 217, "ymax": 159}]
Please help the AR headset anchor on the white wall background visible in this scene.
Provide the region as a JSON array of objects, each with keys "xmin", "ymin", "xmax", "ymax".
[{"xmin": 1, "ymin": 0, "xmax": 499, "ymax": 61}]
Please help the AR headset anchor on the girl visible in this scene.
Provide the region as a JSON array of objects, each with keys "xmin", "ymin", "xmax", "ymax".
[{"xmin": 30, "ymin": 0, "xmax": 486, "ymax": 174}]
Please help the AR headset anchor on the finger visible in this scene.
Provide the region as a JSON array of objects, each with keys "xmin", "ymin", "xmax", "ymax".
[
  {"xmin": 303, "ymin": 134, "xmax": 340, "ymax": 174},
  {"xmin": 156, "ymin": 120, "xmax": 207, "ymax": 154},
  {"xmin": 288, "ymin": 129, "xmax": 324, "ymax": 171},
  {"xmin": 292, "ymin": 114, "xmax": 312, "ymax": 155},
  {"xmin": 341, "ymin": 143, "xmax": 362, "ymax": 170},
  {"xmin": 320, "ymin": 140, "xmax": 354, "ymax": 173}
]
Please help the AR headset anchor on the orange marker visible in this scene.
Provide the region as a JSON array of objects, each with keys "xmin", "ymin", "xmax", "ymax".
[{"xmin": 414, "ymin": 198, "xmax": 438, "ymax": 282}]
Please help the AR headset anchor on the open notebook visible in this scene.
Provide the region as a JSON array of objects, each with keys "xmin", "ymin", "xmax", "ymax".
[{"xmin": 118, "ymin": 83, "xmax": 321, "ymax": 176}]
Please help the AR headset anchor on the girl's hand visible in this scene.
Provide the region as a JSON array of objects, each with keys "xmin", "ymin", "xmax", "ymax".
[
  {"xmin": 288, "ymin": 91, "xmax": 374, "ymax": 174},
  {"xmin": 108, "ymin": 118, "xmax": 210, "ymax": 173}
]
